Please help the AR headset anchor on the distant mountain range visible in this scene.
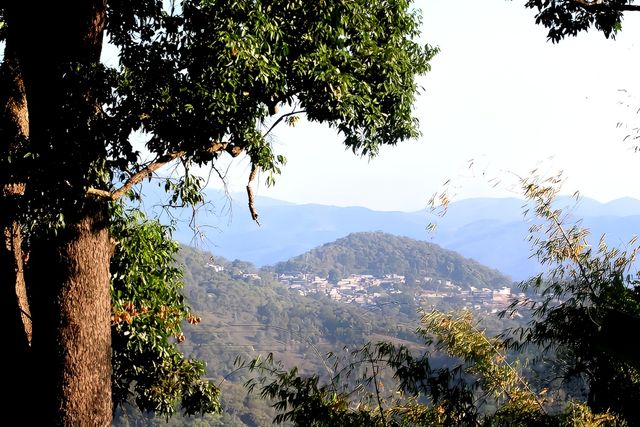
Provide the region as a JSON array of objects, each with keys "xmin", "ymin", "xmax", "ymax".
[{"xmin": 137, "ymin": 184, "xmax": 640, "ymax": 281}]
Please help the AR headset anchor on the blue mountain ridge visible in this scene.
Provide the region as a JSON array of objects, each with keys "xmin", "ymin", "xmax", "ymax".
[{"xmin": 135, "ymin": 184, "xmax": 640, "ymax": 281}]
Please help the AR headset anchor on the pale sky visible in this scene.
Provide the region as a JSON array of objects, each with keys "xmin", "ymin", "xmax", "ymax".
[{"xmin": 206, "ymin": 1, "xmax": 640, "ymax": 212}]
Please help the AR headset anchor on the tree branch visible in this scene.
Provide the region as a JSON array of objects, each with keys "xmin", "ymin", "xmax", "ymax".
[
  {"xmin": 369, "ymin": 352, "xmax": 388, "ymax": 427},
  {"xmin": 571, "ymin": 0, "xmax": 640, "ymax": 12},
  {"xmin": 617, "ymin": 4, "xmax": 640, "ymax": 11},
  {"xmin": 87, "ymin": 141, "xmax": 241, "ymax": 201},
  {"xmin": 263, "ymin": 110, "xmax": 306, "ymax": 139},
  {"xmin": 87, "ymin": 151, "xmax": 183, "ymax": 200}
]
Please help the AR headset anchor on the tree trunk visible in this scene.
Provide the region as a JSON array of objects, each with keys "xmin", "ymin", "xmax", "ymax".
[
  {"xmin": 0, "ymin": 194, "xmax": 33, "ymax": 418},
  {"xmin": 4, "ymin": 2, "xmax": 112, "ymax": 424},
  {"xmin": 29, "ymin": 205, "xmax": 112, "ymax": 425},
  {"xmin": 0, "ymin": 36, "xmax": 33, "ymax": 417}
]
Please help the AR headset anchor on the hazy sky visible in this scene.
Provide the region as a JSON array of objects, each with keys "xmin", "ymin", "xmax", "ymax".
[{"xmin": 207, "ymin": 0, "xmax": 640, "ymax": 212}]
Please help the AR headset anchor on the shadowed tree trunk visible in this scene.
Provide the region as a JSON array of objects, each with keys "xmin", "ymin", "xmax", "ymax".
[
  {"xmin": 28, "ymin": 206, "xmax": 112, "ymax": 425},
  {"xmin": 0, "ymin": 36, "xmax": 33, "ymax": 417},
  {"xmin": 4, "ymin": 1, "xmax": 112, "ymax": 424}
]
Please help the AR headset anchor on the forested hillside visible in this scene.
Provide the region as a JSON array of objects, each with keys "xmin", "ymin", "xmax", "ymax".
[
  {"xmin": 114, "ymin": 245, "xmax": 425, "ymax": 426},
  {"xmin": 114, "ymin": 236, "xmax": 522, "ymax": 426},
  {"xmin": 275, "ymin": 231, "xmax": 513, "ymax": 289}
]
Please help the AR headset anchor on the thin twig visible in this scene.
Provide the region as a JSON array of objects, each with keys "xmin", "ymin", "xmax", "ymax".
[
  {"xmin": 370, "ymin": 352, "xmax": 388, "ymax": 426},
  {"xmin": 262, "ymin": 110, "xmax": 305, "ymax": 139},
  {"xmin": 247, "ymin": 163, "xmax": 260, "ymax": 225}
]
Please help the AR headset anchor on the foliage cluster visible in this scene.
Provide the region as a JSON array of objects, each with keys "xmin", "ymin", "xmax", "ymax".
[
  {"xmin": 110, "ymin": 205, "xmax": 220, "ymax": 418},
  {"xmin": 522, "ymin": 0, "xmax": 639, "ymax": 42},
  {"xmin": 103, "ymin": 0, "xmax": 437, "ymax": 200},
  {"xmin": 501, "ymin": 175, "xmax": 640, "ymax": 425},
  {"xmin": 240, "ymin": 309, "xmax": 622, "ymax": 426}
]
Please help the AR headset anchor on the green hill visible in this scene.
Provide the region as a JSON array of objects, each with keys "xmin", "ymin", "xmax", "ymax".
[{"xmin": 275, "ymin": 231, "xmax": 513, "ymax": 289}]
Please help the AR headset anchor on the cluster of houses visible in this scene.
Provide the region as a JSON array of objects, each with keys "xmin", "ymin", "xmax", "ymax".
[
  {"xmin": 277, "ymin": 271, "xmax": 521, "ymax": 313},
  {"xmin": 206, "ymin": 261, "xmax": 262, "ymax": 281},
  {"xmin": 204, "ymin": 261, "xmax": 524, "ymax": 314}
]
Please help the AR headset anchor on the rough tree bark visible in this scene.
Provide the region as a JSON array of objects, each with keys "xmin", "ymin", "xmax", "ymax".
[
  {"xmin": 0, "ymin": 34, "xmax": 33, "ymax": 416},
  {"xmin": 4, "ymin": 2, "xmax": 112, "ymax": 424},
  {"xmin": 28, "ymin": 207, "xmax": 112, "ymax": 425}
]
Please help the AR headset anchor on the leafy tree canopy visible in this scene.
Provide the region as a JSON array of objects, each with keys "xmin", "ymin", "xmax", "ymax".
[
  {"xmin": 522, "ymin": 0, "xmax": 640, "ymax": 42},
  {"xmin": 241, "ymin": 310, "xmax": 621, "ymax": 426},
  {"xmin": 90, "ymin": 0, "xmax": 436, "ymax": 208},
  {"xmin": 0, "ymin": 0, "xmax": 438, "ymax": 229}
]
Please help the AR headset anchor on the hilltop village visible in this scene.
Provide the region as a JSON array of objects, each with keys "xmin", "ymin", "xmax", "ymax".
[
  {"xmin": 209, "ymin": 257, "xmax": 521, "ymax": 315},
  {"xmin": 276, "ymin": 272, "xmax": 519, "ymax": 314}
]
